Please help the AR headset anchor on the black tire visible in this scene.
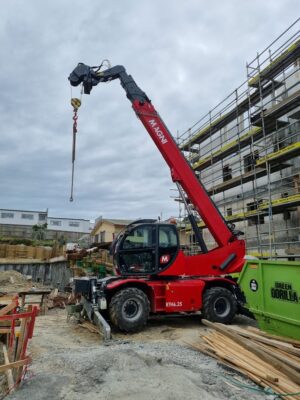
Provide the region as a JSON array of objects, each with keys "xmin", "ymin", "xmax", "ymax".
[
  {"xmin": 109, "ymin": 288, "xmax": 150, "ymax": 332},
  {"xmin": 202, "ymin": 287, "xmax": 237, "ymax": 324}
]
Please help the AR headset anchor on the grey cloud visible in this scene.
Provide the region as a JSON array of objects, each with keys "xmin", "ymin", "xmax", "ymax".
[{"xmin": 0, "ymin": 0, "xmax": 298, "ymax": 221}]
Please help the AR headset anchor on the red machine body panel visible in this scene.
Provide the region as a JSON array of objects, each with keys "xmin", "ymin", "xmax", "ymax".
[
  {"xmin": 157, "ymin": 242, "xmax": 245, "ymax": 277},
  {"xmin": 106, "ymin": 276, "xmax": 237, "ymax": 314}
]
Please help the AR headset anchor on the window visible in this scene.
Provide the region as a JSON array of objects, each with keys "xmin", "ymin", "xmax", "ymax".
[
  {"xmin": 1, "ymin": 212, "xmax": 14, "ymax": 219},
  {"xmin": 119, "ymin": 225, "xmax": 156, "ymax": 274},
  {"xmin": 100, "ymin": 231, "xmax": 105, "ymax": 243},
  {"xmin": 69, "ymin": 221, "xmax": 80, "ymax": 227},
  {"xmin": 50, "ymin": 220, "xmax": 62, "ymax": 226},
  {"xmin": 247, "ymin": 201, "xmax": 264, "ymax": 226},
  {"xmin": 159, "ymin": 226, "xmax": 178, "ymax": 248},
  {"xmin": 21, "ymin": 213, "xmax": 34, "ymax": 220},
  {"xmin": 123, "ymin": 226, "xmax": 154, "ymax": 249},
  {"xmin": 244, "ymin": 151, "xmax": 259, "ymax": 173},
  {"xmin": 39, "ymin": 213, "xmax": 47, "ymax": 221},
  {"xmin": 222, "ymin": 165, "xmax": 232, "ymax": 182}
]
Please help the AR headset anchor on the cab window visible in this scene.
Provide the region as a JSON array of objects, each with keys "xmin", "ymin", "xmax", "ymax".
[
  {"xmin": 159, "ymin": 226, "xmax": 178, "ymax": 248},
  {"xmin": 122, "ymin": 226, "xmax": 155, "ymax": 249}
]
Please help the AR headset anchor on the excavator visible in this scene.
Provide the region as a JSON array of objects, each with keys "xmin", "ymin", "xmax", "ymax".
[{"xmin": 68, "ymin": 62, "xmax": 246, "ymax": 340}]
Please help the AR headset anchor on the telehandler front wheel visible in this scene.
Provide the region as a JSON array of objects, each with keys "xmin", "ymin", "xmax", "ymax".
[
  {"xmin": 109, "ymin": 288, "xmax": 150, "ymax": 332},
  {"xmin": 202, "ymin": 287, "xmax": 237, "ymax": 324}
]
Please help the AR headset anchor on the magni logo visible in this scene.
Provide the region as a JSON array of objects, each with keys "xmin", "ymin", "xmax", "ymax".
[
  {"xmin": 148, "ymin": 119, "xmax": 168, "ymax": 144},
  {"xmin": 160, "ymin": 254, "xmax": 170, "ymax": 263}
]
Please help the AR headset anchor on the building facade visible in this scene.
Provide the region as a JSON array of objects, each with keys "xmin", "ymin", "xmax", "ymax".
[
  {"xmin": 0, "ymin": 208, "xmax": 92, "ymax": 241},
  {"xmin": 178, "ymin": 22, "xmax": 300, "ymax": 258},
  {"xmin": 91, "ymin": 217, "xmax": 133, "ymax": 244}
]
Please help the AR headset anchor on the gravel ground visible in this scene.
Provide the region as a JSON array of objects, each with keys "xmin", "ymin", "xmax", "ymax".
[{"xmin": 6, "ymin": 311, "xmax": 275, "ymax": 400}]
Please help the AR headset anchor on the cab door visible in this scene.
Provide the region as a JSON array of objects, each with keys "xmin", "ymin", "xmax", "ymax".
[
  {"xmin": 157, "ymin": 224, "xmax": 179, "ymax": 272},
  {"xmin": 118, "ymin": 224, "xmax": 157, "ymax": 275}
]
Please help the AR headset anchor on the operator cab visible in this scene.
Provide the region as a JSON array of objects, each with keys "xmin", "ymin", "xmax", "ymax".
[{"xmin": 111, "ymin": 220, "xmax": 179, "ymax": 276}]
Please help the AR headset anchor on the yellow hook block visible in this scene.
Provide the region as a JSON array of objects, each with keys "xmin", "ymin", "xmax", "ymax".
[{"xmin": 71, "ymin": 98, "xmax": 81, "ymax": 110}]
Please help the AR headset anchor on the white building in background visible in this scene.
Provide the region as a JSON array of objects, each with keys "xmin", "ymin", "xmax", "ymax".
[
  {"xmin": 0, "ymin": 208, "xmax": 93, "ymax": 239},
  {"xmin": 0, "ymin": 209, "xmax": 47, "ymax": 226},
  {"xmin": 47, "ymin": 216, "xmax": 91, "ymax": 234}
]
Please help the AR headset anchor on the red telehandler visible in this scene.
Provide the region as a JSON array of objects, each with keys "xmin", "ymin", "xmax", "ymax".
[{"xmin": 68, "ymin": 63, "xmax": 246, "ymax": 339}]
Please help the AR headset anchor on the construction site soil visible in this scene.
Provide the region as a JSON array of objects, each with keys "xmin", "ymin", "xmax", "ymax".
[
  {"xmin": 6, "ymin": 310, "xmax": 275, "ymax": 400},
  {"xmin": 0, "ymin": 270, "xmax": 47, "ymax": 294}
]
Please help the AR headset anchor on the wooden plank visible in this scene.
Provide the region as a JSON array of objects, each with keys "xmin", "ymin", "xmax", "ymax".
[
  {"xmin": 0, "ymin": 327, "xmax": 21, "ymax": 336},
  {"xmin": 257, "ymin": 342, "xmax": 300, "ymax": 372},
  {"xmin": 246, "ymin": 326, "xmax": 300, "ymax": 347},
  {"xmin": 0, "ymin": 357, "xmax": 30, "ymax": 373},
  {"xmin": 198, "ymin": 335, "xmax": 300, "ymax": 398},
  {"xmin": 201, "ymin": 333, "xmax": 280, "ymax": 382},
  {"xmin": 0, "ymin": 296, "xmax": 17, "ymax": 305},
  {"xmin": 3, "ymin": 345, "xmax": 14, "ymax": 393},
  {"xmin": 14, "ymin": 318, "xmax": 26, "ymax": 362},
  {"xmin": 0, "ymin": 301, "xmax": 17, "ymax": 317},
  {"xmin": 202, "ymin": 319, "xmax": 300, "ymax": 386},
  {"xmin": 186, "ymin": 340, "xmax": 278, "ymax": 390},
  {"xmin": 0, "ymin": 328, "xmax": 11, "ymax": 334},
  {"xmin": 188, "ymin": 334, "xmax": 300, "ymax": 398},
  {"xmin": 230, "ymin": 325, "xmax": 300, "ymax": 356}
]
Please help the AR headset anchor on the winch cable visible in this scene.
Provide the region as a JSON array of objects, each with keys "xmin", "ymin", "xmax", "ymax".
[
  {"xmin": 69, "ymin": 85, "xmax": 83, "ymax": 202},
  {"xmin": 69, "ymin": 60, "xmax": 112, "ymax": 202}
]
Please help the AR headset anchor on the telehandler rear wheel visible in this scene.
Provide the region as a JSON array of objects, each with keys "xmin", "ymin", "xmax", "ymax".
[
  {"xmin": 202, "ymin": 287, "xmax": 237, "ymax": 324},
  {"xmin": 109, "ymin": 288, "xmax": 150, "ymax": 332}
]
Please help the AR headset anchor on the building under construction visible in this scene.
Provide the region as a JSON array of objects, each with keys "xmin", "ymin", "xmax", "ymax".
[{"xmin": 178, "ymin": 20, "xmax": 300, "ymax": 259}]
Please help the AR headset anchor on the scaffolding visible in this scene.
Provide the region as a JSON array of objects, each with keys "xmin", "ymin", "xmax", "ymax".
[{"xmin": 177, "ymin": 19, "xmax": 300, "ymax": 259}]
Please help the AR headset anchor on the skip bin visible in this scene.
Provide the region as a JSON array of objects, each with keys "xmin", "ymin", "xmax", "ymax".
[{"xmin": 238, "ymin": 259, "xmax": 300, "ymax": 340}]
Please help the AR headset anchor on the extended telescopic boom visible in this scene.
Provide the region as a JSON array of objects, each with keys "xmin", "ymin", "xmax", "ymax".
[{"xmin": 69, "ymin": 63, "xmax": 240, "ymax": 248}]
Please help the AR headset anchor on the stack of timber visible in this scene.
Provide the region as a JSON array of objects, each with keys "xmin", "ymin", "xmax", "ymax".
[
  {"xmin": 188, "ymin": 319, "xmax": 300, "ymax": 399},
  {"xmin": 0, "ymin": 296, "xmax": 38, "ymax": 394}
]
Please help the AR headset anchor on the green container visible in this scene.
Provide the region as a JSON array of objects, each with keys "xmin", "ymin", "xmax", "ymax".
[{"xmin": 238, "ymin": 259, "xmax": 300, "ymax": 340}]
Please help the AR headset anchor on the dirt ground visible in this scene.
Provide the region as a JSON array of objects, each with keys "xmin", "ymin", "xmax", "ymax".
[
  {"xmin": 0, "ymin": 270, "xmax": 48, "ymax": 294},
  {"xmin": 6, "ymin": 310, "xmax": 276, "ymax": 400}
]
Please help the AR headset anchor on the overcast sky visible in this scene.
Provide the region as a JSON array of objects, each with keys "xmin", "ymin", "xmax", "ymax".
[{"xmin": 0, "ymin": 1, "xmax": 298, "ymax": 222}]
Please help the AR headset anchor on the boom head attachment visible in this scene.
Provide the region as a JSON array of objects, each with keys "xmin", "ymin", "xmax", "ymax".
[
  {"xmin": 69, "ymin": 63, "xmax": 100, "ymax": 94},
  {"xmin": 69, "ymin": 62, "xmax": 150, "ymax": 103}
]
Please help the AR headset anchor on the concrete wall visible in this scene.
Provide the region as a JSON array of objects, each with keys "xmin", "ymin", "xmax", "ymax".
[{"xmin": 0, "ymin": 261, "xmax": 73, "ymax": 291}]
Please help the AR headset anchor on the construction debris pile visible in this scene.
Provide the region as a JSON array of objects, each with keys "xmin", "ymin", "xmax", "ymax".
[
  {"xmin": 0, "ymin": 271, "xmax": 47, "ymax": 295},
  {"xmin": 189, "ymin": 320, "xmax": 300, "ymax": 400},
  {"xmin": 47, "ymin": 289, "xmax": 76, "ymax": 310},
  {"xmin": 0, "ymin": 271, "xmax": 34, "ymax": 294}
]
